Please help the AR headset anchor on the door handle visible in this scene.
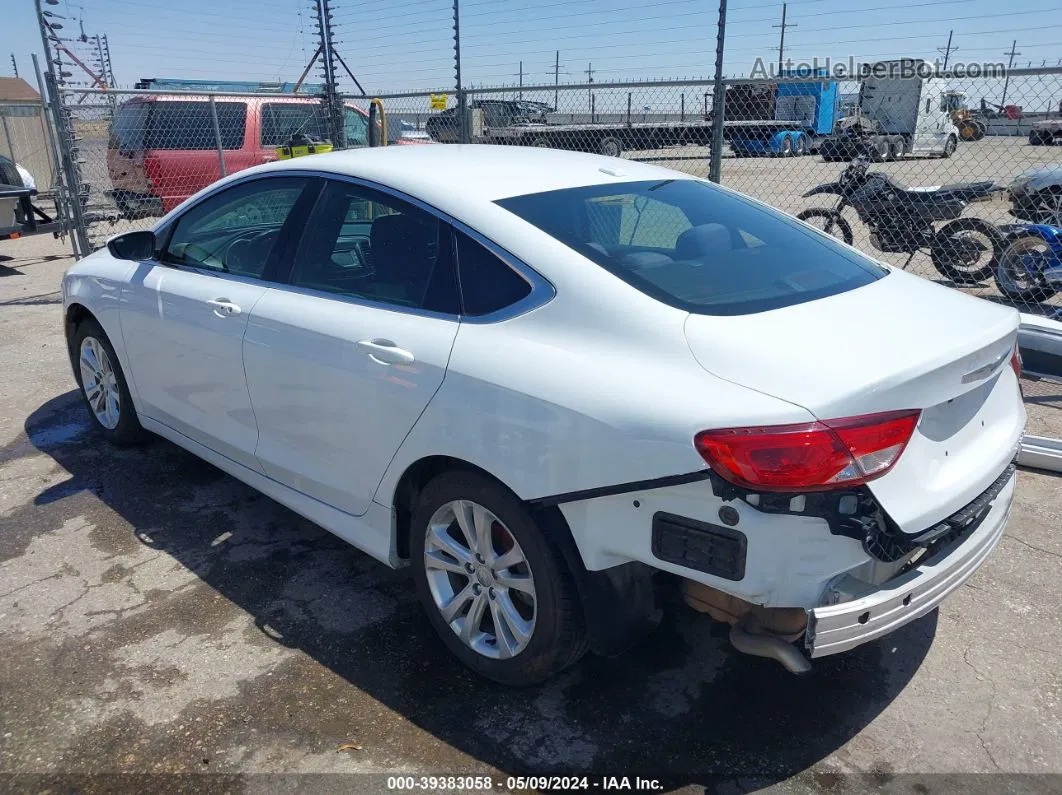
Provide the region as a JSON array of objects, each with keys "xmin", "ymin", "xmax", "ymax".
[
  {"xmin": 356, "ymin": 338, "xmax": 415, "ymax": 366},
  {"xmin": 207, "ymin": 298, "xmax": 242, "ymax": 317}
]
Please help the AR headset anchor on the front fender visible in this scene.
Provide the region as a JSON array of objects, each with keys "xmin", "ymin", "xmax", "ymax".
[{"xmin": 802, "ymin": 182, "xmax": 844, "ymax": 198}]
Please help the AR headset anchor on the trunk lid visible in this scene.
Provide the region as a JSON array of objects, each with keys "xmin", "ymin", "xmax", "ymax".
[{"xmin": 684, "ymin": 270, "xmax": 1025, "ymax": 532}]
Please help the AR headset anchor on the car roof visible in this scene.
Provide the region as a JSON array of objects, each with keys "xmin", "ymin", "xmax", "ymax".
[{"xmin": 255, "ymin": 144, "xmax": 693, "ymax": 210}]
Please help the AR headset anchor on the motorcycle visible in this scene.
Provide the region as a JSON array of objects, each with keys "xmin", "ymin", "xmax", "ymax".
[
  {"xmin": 994, "ymin": 223, "xmax": 1062, "ymax": 304},
  {"xmin": 797, "ymin": 157, "xmax": 1005, "ymax": 284}
]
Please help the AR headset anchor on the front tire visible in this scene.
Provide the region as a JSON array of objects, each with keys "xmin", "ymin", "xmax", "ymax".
[
  {"xmin": 942, "ymin": 134, "xmax": 958, "ymax": 158},
  {"xmin": 796, "ymin": 208, "xmax": 855, "ymax": 245},
  {"xmin": 71, "ymin": 317, "xmax": 146, "ymax": 445},
  {"xmin": 410, "ymin": 471, "xmax": 587, "ymax": 686},
  {"xmin": 931, "ymin": 217, "xmax": 1002, "ymax": 284}
]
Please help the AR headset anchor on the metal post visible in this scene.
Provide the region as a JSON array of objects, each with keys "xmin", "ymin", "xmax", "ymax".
[
  {"xmin": 709, "ymin": 0, "xmax": 728, "ymax": 183},
  {"xmin": 590, "ymin": 93, "xmax": 595, "ymax": 124},
  {"xmin": 681, "ymin": 93, "xmax": 685, "ymax": 122},
  {"xmin": 518, "ymin": 60, "xmax": 523, "ymax": 100},
  {"xmin": 34, "ymin": 0, "xmax": 90, "ymax": 257},
  {"xmin": 626, "ymin": 92, "xmax": 632, "ymax": 125},
  {"xmin": 454, "ymin": 0, "xmax": 468, "ymax": 143},
  {"xmin": 31, "ymin": 53, "xmax": 66, "ymax": 213},
  {"xmin": 209, "ymin": 95, "xmax": 227, "ymax": 178}
]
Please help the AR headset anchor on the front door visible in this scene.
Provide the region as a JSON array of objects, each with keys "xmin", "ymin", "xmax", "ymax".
[
  {"xmin": 244, "ymin": 179, "xmax": 460, "ymax": 518},
  {"xmin": 120, "ymin": 175, "xmax": 314, "ymax": 469}
]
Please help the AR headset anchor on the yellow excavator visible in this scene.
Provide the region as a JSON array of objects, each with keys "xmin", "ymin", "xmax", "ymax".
[{"xmin": 942, "ymin": 91, "xmax": 988, "ymax": 142}]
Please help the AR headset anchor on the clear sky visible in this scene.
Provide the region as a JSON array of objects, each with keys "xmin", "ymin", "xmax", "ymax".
[{"xmin": 3, "ymin": 0, "xmax": 1060, "ymax": 109}]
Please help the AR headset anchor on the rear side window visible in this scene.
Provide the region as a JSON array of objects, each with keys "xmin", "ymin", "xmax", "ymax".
[
  {"xmin": 262, "ymin": 103, "xmax": 329, "ymax": 146},
  {"xmin": 142, "ymin": 101, "xmax": 246, "ymax": 150},
  {"xmin": 496, "ymin": 179, "xmax": 886, "ymax": 316},
  {"xmin": 455, "ymin": 230, "xmax": 532, "ymax": 316}
]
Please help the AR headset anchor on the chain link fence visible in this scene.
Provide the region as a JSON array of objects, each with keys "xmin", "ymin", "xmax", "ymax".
[{"xmin": 48, "ymin": 67, "xmax": 1062, "ymax": 433}]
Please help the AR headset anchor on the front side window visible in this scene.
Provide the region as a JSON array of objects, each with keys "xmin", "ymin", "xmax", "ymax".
[
  {"xmin": 496, "ymin": 179, "xmax": 886, "ymax": 316},
  {"xmin": 261, "ymin": 103, "xmax": 329, "ymax": 146},
  {"xmin": 162, "ymin": 177, "xmax": 308, "ymax": 277},
  {"xmin": 290, "ymin": 181, "xmax": 457, "ymax": 313}
]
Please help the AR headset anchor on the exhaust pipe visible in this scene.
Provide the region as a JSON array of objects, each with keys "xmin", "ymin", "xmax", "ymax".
[
  {"xmin": 729, "ymin": 613, "xmax": 812, "ymax": 676},
  {"xmin": 682, "ymin": 579, "xmax": 812, "ymax": 675}
]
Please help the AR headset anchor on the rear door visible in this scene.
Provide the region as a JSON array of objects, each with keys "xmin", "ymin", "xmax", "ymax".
[
  {"xmin": 243, "ymin": 178, "xmax": 460, "ymax": 516},
  {"xmin": 120, "ymin": 175, "xmax": 315, "ymax": 469}
]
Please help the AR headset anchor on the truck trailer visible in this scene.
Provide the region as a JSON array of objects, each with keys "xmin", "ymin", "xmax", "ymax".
[{"xmin": 724, "ymin": 73, "xmax": 838, "ymax": 156}]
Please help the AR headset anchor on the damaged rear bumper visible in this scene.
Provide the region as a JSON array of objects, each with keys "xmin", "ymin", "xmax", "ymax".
[{"xmin": 806, "ymin": 470, "xmax": 1015, "ymax": 658}]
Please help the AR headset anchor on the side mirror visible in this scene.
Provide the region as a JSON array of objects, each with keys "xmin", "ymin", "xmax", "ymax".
[{"xmin": 107, "ymin": 230, "xmax": 156, "ymax": 261}]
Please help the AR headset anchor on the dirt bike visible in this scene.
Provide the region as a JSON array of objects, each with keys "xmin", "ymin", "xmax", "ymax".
[{"xmin": 797, "ymin": 157, "xmax": 1005, "ymax": 284}]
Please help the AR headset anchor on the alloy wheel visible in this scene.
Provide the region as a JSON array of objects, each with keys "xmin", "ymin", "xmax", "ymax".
[
  {"xmin": 79, "ymin": 336, "xmax": 120, "ymax": 430},
  {"xmin": 423, "ymin": 499, "xmax": 537, "ymax": 659}
]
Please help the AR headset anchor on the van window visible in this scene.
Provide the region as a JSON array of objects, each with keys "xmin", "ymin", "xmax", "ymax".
[
  {"xmin": 497, "ymin": 179, "xmax": 886, "ymax": 316},
  {"xmin": 344, "ymin": 108, "xmax": 368, "ymax": 146},
  {"xmin": 261, "ymin": 103, "xmax": 330, "ymax": 146},
  {"xmin": 137, "ymin": 101, "xmax": 246, "ymax": 150},
  {"xmin": 110, "ymin": 101, "xmax": 149, "ymax": 150}
]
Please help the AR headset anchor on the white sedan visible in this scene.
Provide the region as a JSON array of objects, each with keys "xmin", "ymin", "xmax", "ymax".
[{"xmin": 63, "ymin": 145, "xmax": 1025, "ymax": 684}]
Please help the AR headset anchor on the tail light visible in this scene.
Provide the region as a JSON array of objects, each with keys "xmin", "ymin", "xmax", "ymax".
[
  {"xmin": 1010, "ymin": 344, "xmax": 1022, "ymax": 379},
  {"xmin": 694, "ymin": 410, "xmax": 921, "ymax": 492}
]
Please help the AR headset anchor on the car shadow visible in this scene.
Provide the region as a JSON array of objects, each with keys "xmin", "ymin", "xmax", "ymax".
[{"xmin": 19, "ymin": 390, "xmax": 936, "ymax": 785}]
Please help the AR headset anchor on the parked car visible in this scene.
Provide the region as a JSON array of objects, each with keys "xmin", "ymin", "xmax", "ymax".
[
  {"xmin": 107, "ymin": 95, "xmax": 422, "ymax": 218},
  {"xmin": 65, "ymin": 146, "xmax": 1024, "ymax": 684},
  {"xmin": 1009, "ymin": 166, "xmax": 1062, "ymax": 226}
]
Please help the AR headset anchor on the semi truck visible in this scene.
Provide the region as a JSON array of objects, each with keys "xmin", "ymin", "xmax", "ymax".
[{"xmin": 820, "ymin": 59, "xmax": 960, "ymax": 161}]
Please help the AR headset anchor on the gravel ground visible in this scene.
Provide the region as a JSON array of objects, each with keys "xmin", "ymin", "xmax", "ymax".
[{"xmin": 1, "ymin": 232, "xmax": 1060, "ymax": 794}]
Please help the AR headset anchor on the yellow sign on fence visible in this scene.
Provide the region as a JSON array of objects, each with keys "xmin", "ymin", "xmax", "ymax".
[{"xmin": 430, "ymin": 93, "xmax": 447, "ymax": 110}]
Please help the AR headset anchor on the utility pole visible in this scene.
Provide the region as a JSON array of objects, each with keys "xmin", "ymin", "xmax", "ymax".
[
  {"xmin": 709, "ymin": 0, "xmax": 727, "ymax": 183},
  {"xmin": 9, "ymin": 54, "xmax": 17, "ymax": 78},
  {"xmin": 1001, "ymin": 40, "xmax": 1021, "ymax": 108},
  {"xmin": 554, "ymin": 50, "xmax": 560, "ymax": 110},
  {"xmin": 936, "ymin": 30, "xmax": 956, "ymax": 71},
  {"xmin": 773, "ymin": 3, "xmax": 795, "ymax": 75},
  {"xmin": 585, "ymin": 62, "xmax": 594, "ymax": 113},
  {"xmin": 92, "ymin": 34, "xmax": 107, "ymax": 88},
  {"xmin": 101, "ymin": 34, "xmax": 116, "ymax": 87}
]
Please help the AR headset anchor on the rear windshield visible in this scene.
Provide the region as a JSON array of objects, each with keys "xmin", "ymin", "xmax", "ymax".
[
  {"xmin": 110, "ymin": 100, "xmax": 246, "ymax": 150},
  {"xmin": 496, "ymin": 179, "xmax": 886, "ymax": 315}
]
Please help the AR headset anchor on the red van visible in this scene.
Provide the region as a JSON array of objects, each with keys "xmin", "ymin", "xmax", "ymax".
[{"xmin": 107, "ymin": 95, "xmax": 418, "ymax": 218}]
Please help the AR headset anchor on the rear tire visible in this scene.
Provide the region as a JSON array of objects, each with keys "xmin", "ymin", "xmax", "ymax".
[
  {"xmin": 779, "ymin": 135, "xmax": 794, "ymax": 157},
  {"xmin": 410, "ymin": 470, "xmax": 588, "ymax": 686},
  {"xmin": 795, "ymin": 135, "xmax": 808, "ymax": 156},
  {"xmin": 1028, "ymin": 129, "xmax": 1050, "ymax": 146},
  {"xmin": 71, "ymin": 317, "xmax": 147, "ymax": 445},
  {"xmin": 796, "ymin": 208, "xmax": 854, "ymax": 246},
  {"xmin": 888, "ymin": 136, "xmax": 905, "ymax": 160},
  {"xmin": 869, "ymin": 137, "xmax": 889, "ymax": 162},
  {"xmin": 993, "ymin": 234, "xmax": 1059, "ymax": 303},
  {"xmin": 598, "ymin": 136, "xmax": 623, "ymax": 157},
  {"xmin": 931, "ymin": 217, "xmax": 1001, "ymax": 284}
]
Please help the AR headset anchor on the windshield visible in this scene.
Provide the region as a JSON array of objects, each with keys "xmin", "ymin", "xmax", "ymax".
[{"xmin": 496, "ymin": 179, "xmax": 887, "ymax": 316}]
